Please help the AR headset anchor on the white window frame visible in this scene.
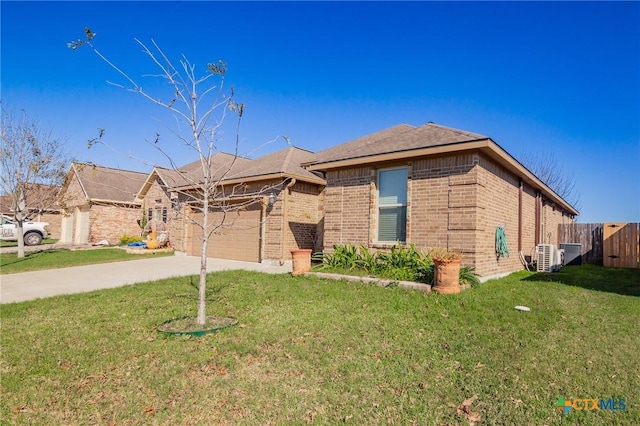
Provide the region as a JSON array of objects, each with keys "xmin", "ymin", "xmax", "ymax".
[{"xmin": 377, "ymin": 166, "xmax": 408, "ymax": 243}]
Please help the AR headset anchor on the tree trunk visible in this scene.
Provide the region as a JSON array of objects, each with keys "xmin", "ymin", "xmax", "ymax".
[
  {"xmin": 197, "ymin": 196, "xmax": 209, "ymax": 325},
  {"xmin": 17, "ymin": 221, "xmax": 25, "ymax": 259},
  {"xmin": 197, "ymin": 236, "xmax": 208, "ymax": 324}
]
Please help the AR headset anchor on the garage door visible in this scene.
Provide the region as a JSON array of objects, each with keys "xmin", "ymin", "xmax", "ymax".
[{"xmin": 189, "ymin": 205, "xmax": 262, "ymax": 262}]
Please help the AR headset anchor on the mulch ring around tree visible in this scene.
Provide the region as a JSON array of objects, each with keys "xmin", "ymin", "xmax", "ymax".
[{"xmin": 157, "ymin": 316, "xmax": 239, "ymax": 337}]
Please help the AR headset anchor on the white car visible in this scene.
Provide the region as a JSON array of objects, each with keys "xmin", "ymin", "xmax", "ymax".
[{"xmin": 0, "ymin": 214, "xmax": 50, "ymax": 245}]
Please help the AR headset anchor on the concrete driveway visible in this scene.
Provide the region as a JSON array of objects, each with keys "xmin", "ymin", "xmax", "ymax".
[{"xmin": 1, "ymin": 254, "xmax": 291, "ymax": 304}]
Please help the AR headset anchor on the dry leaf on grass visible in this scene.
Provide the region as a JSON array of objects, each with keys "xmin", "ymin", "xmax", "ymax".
[
  {"xmin": 456, "ymin": 394, "xmax": 481, "ymax": 425},
  {"xmin": 303, "ymin": 410, "xmax": 317, "ymax": 424}
]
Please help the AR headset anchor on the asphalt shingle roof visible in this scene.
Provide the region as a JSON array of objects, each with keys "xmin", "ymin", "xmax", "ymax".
[
  {"xmin": 307, "ymin": 122, "xmax": 489, "ymax": 166},
  {"xmin": 156, "ymin": 147, "xmax": 322, "ymax": 189},
  {"xmin": 73, "ymin": 163, "xmax": 148, "ymax": 202}
]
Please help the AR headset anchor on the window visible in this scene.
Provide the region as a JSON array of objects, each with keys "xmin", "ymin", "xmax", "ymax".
[{"xmin": 377, "ymin": 167, "xmax": 407, "ymax": 242}]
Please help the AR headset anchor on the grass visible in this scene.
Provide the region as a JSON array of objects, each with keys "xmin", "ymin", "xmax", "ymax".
[
  {"xmin": 1, "ymin": 265, "xmax": 639, "ymax": 425},
  {"xmin": 0, "ymin": 238, "xmax": 58, "ymax": 247},
  {"xmin": 0, "ymin": 248, "xmax": 175, "ymax": 274}
]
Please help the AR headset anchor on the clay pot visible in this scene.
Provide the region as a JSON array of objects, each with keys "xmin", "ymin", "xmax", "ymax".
[
  {"xmin": 291, "ymin": 249, "xmax": 312, "ymax": 276},
  {"xmin": 432, "ymin": 258, "xmax": 462, "ymax": 294}
]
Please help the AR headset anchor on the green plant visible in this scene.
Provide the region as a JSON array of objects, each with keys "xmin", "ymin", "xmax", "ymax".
[
  {"xmin": 355, "ymin": 245, "xmax": 380, "ymax": 272},
  {"xmin": 120, "ymin": 234, "xmax": 144, "ymax": 245},
  {"xmin": 315, "ymin": 244, "xmax": 434, "ymax": 283},
  {"xmin": 459, "ymin": 265, "xmax": 480, "ymax": 287},
  {"xmin": 315, "ymin": 244, "xmax": 481, "ymax": 286},
  {"xmin": 319, "ymin": 244, "xmax": 360, "ymax": 270},
  {"xmin": 376, "ymin": 244, "xmax": 433, "ymax": 282}
]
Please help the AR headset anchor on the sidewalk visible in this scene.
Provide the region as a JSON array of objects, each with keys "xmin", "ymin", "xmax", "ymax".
[{"xmin": 0, "ymin": 255, "xmax": 291, "ymax": 304}]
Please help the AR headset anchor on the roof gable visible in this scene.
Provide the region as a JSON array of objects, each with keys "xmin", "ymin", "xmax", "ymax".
[
  {"xmin": 226, "ymin": 146, "xmax": 322, "ymax": 183},
  {"xmin": 72, "ymin": 163, "xmax": 148, "ymax": 203}
]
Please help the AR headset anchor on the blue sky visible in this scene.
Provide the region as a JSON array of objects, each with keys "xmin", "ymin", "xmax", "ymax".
[{"xmin": 2, "ymin": 1, "xmax": 639, "ymax": 223}]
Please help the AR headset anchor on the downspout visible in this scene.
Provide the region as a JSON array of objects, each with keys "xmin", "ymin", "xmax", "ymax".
[
  {"xmin": 260, "ymin": 196, "xmax": 267, "ymax": 263},
  {"xmin": 280, "ymin": 178, "xmax": 297, "ymax": 264},
  {"xmin": 534, "ymin": 190, "xmax": 541, "ymax": 246},
  {"xmin": 518, "ymin": 178, "xmax": 523, "ymax": 252}
]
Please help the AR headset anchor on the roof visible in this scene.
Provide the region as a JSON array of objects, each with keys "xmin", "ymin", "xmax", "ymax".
[
  {"xmin": 140, "ymin": 147, "xmax": 324, "ymax": 197},
  {"xmin": 0, "ymin": 183, "xmax": 60, "ymax": 212},
  {"xmin": 226, "ymin": 146, "xmax": 323, "ymax": 183},
  {"xmin": 306, "ymin": 123, "xmax": 488, "ymax": 166},
  {"xmin": 70, "ymin": 163, "xmax": 148, "ymax": 203},
  {"xmin": 305, "ymin": 122, "xmax": 578, "ymax": 216}
]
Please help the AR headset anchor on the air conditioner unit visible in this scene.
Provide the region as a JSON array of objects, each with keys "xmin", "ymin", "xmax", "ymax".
[
  {"xmin": 536, "ymin": 244, "xmax": 563, "ymax": 272},
  {"xmin": 555, "ymin": 248, "xmax": 564, "ymax": 271}
]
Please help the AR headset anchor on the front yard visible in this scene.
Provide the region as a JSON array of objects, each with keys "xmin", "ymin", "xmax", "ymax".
[
  {"xmin": 1, "ymin": 265, "xmax": 638, "ymax": 424},
  {"xmin": 0, "ymin": 247, "xmax": 174, "ymax": 274}
]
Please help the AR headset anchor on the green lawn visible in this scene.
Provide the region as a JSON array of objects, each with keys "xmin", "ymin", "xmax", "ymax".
[
  {"xmin": 0, "ymin": 248, "xmax": 175, "ymax": 274},
  {"xmin": 0, "ymin": 238, "xmax": 58, "ymax": 247},
  {"xmin": 1, "ymin": 265, "xmax": 638, "ymax": 425}
]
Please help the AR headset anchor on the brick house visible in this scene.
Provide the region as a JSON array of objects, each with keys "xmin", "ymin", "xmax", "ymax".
[
  {"xmin": 0, "ymin": 183, "xmax": 62, "ymax": 238},
  {"xmin": 57, "ymin": 163, "xmax": 147, "ymax": 244},
  {"xmin": 304, "ymin": 122, "xmax": 578, "ymax": 279},
  {"xmin": 136, "ymin": 147, "xmax": 326, "ymax": 264}
]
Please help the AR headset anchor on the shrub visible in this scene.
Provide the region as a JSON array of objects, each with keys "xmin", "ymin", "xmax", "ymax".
[
  {"xmin": 376, "ymin": 244, "xmax": 433, "ymax": 283},
  {"xmin": 315, "ymin": 244, "xmax": 478, "ymax": 286},
  {"xmin": 460, "ymin": 265, "xmax": 481, "ymax": 287},
  {"xmin": 120, "ymin": 234, "xmax": 143, "ymax": 245}
]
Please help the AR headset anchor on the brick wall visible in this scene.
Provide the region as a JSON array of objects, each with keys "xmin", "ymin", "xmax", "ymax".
[
  {"xmin": 263, "ymin": 180, "xmax": 323, "ymax": 262},
  {"xmin": 32, "ymin": 212, "xmax": 62, "ymax": 239},
  {"xmin": 321, "ymin": 151, "xmax": 575, "ymax": 278},
  {"xmin": 285, "ymin": 181, "xmax": 322, "ymax": 252},
  {"xmin": 323, "ymin": 167, "xmax": 372, "ymax": 249},
  {"xmin": 522, "ymin": 184, "xmax": 537, "ymax": 256},
  {"xmin": 474, "ymin": 155, "xmax": 522, "ymax": 277},
  {"xmin": 263, "ymin": 185, "xmax": 284, "ymax": 261},
  {"xmin": 89, "ymin": 203, "xmax": 142, "ymax": 244},
  {"xmin": 61, "ymin": 173, "xmax": 87, "ymax": 208},
  {"xmin": 410, "ymin": 154, "xmax": 479, "ymax": 255},
  {"xmin": 542, "ymin": 201, "xmax": 573, "ymax": 245}
]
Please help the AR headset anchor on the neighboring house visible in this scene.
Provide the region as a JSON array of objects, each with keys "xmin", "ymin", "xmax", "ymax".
[
  {"xmin": 57, "ymin": 163, "xmax": 148, "ymax": 244},
  {"xmin": 136, "ymin": 147, "xmax": 326, "ymax": 263},
  {"xmin": 0, "ymin": 184, "xmax": 62, "ymax": 238},
  {"xmin": 304, "ymin": 122, "xmax": 578, "ymax": 279}
]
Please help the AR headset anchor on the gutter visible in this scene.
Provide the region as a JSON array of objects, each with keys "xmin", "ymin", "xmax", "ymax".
[{"xmin": 280, "ymin": 178, "xmax": 297, "ymax": 264}]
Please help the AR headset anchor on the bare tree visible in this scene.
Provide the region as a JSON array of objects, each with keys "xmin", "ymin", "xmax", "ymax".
[
  {"xmin": 520, "ymin": 151, "xmax": 580, "ymax": 210},
  {"xmin": 0, "ymin": 105, "xmax": 69, "ymax": 258},
  {"xmin": 69, "ymin": 28, "xmax": 278, "ymax": 326}
]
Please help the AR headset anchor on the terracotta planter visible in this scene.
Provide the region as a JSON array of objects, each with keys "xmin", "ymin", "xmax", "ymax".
[
  {"xmin": 291, "ymin": 249, "xmax": 312, "ymax": 276},
  {"xmin": 432, "ymin": 258, "xmax": 462, "ymax": 294}
]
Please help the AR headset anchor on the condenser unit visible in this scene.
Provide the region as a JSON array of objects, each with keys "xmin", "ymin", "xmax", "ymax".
[{"xmin": 536, "ymin": 244, "xmax": 562, "ymax": 272}]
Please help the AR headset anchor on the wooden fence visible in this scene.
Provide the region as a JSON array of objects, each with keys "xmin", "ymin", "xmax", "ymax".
[{"xmin": 558, "ymin": 223, "xmax": 640, "ymax": 268}]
